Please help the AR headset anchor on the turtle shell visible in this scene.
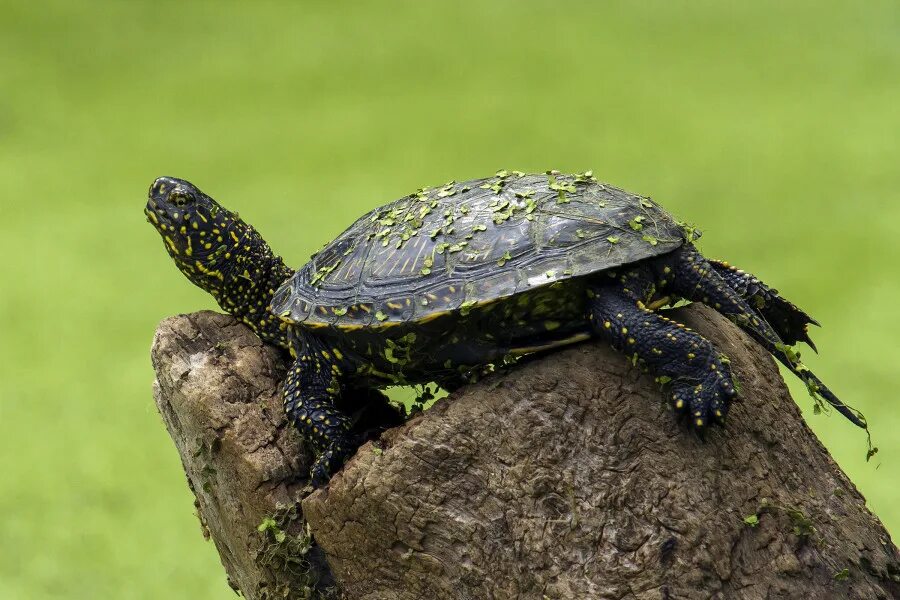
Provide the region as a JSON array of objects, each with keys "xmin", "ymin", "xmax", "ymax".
[{"xmin": 271, "ymin": 171, "xmax": 691, "ymax": 329}]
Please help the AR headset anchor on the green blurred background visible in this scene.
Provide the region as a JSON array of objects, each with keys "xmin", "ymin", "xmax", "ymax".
[{"xmin": 2, "ymin": 0, "xmax": 898, "ymax": 597}]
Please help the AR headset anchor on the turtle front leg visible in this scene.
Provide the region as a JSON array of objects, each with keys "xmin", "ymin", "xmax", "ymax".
[
  {"xmin": 283, "ymin": 340, "xmax": 355, "ymax": 487},
  {"xmin": 708, "ymin": 259, "xmax": 819, "ymax": 351},
  {"xmin": 587, "ymin": 270, "xmax": 737, "ymax": 427}
]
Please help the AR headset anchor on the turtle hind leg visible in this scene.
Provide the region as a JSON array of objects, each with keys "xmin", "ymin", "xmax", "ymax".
[
  {"xmin": 588, "ymin": 269, "xmax": 737, "ymax": 428},
  {"xmin": 709, "ymin": 259, "xmax": 819, "ymax": 351},
  {"xmin": 662, "ymin": 246, "xmax": 868, "ymax": 430}
]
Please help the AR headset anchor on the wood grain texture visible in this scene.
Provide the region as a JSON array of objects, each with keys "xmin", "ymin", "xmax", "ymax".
[{"xmin": 152, "ymin": 306, "xmax": 899, "ymax": 599}]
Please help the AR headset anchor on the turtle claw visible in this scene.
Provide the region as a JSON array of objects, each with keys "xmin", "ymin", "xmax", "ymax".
[
  {"xmin": 309, "ymin": 443, "xmax": 353, "ymax": 488},
  {"xmin": 800, "ymin": 326, "xmax": 819, "ymax": 354}
]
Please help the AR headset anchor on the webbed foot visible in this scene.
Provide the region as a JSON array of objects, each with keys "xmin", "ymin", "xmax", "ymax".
[{"xmin": 709, "ymin": 259, "xmax": 819, "ymax": 351}]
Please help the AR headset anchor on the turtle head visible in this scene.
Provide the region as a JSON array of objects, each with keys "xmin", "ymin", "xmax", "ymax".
[
  {"xmin": 145, "ymin": 176, "xmax": 294, "ymax": 349},
  {"xmin": 145, "ymin": 176, "xmax": 247, "ymax": 292}
]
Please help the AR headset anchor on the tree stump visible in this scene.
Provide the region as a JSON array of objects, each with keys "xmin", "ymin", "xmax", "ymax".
[{"xmin": 151, "ymin": 306, "xmax": 899, "ymax": 599}]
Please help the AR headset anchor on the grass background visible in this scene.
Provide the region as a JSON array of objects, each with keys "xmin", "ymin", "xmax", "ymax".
[{"xmin": 1, "ymin": 1, "xmax": 898, "ymax": 597}]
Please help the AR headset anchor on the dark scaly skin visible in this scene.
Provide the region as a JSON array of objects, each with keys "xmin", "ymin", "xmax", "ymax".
[
  {"xmin": 708, "ymin": 259, "xmax": 819, "ymax": 351},
  {"xmin": 588, "ymin": 246, "xmax": 868, "ymax": 432},
  {"xmin": 283, "ymin": 335, "xmax": 355, "ymax": 486},
  {"xmin": 588, "ymin": 265, "xmax": 737, "ymax": 426},
  {"xmin": 147, "ymin": 176, "xmax": 871, "ymax": 486},
  {"xmin": 146, "ymin": 177, "xmax": 402, "ymax": 484},
  {"xmin": 661, "ymin": 248, "xmax": 868, "ymax": 430},
  {"xmin": 145, "ymin": 177, "xmax": 293, "ymax": 349}
]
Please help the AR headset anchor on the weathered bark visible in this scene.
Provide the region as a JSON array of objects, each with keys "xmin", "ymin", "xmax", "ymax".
[
  {"xmin": 152, "ymin": 312, "xmax": 337, "ymax": 599},
  {"xmin": 152, "ymin": 306, "xmax": 899, "ymax": 600}
]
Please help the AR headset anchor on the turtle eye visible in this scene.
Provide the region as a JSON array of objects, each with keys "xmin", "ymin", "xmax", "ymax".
[{"xmin": 169, "ymin": 191, "xmax": 192, "ymax": 207}]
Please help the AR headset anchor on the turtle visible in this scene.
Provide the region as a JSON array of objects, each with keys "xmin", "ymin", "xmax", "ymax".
[{"xmin": 145, "ymin": 170, "xmax": 870, "ymax": 486}]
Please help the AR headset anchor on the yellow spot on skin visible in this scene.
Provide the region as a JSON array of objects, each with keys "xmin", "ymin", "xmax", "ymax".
[
  {"xmin": 687, "ymin": 352, "xmax": 695, "ymax": 359},
  {"xmin": 675, "ymin": 399, "xmax": 684, "ymax": 409},
  {"xmin": 695, "ymin": 418, "xmax": 704, "ymax": 427},
  {"xmin": 628, "ymin": 337, "xmax": 636, "ymax": 345},
  {"xmin": 663, "ymin": 266, "xmax": 671, "ymax": 274},
  {"xmin": 603, "ymin": 321, "xmax": 611, "ymax": 329},
  {"xmin": 621, "ymin": 327, "xmax": 628, "ymax": 334}
]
